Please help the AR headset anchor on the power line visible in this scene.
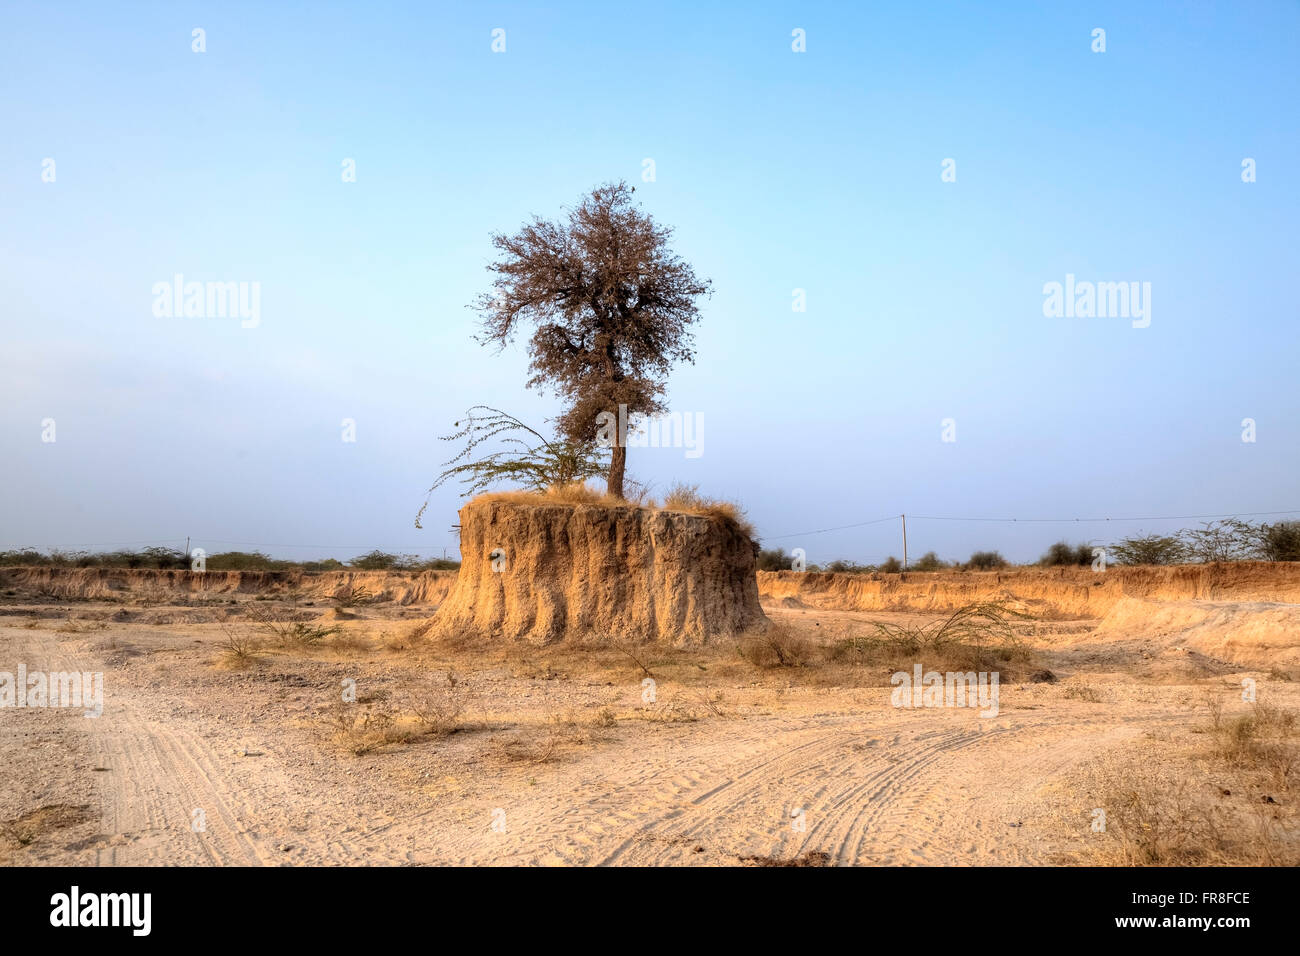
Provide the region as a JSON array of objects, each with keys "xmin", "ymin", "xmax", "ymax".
[
  {"xmin": 764, "ymin": 514, "xmax": 899, "ymax": 541},
  {"xmin": 5, "ymin": 538, "xmax": 448, "ymax": 553},
  {"xmin": 766, "ymin": 508, "xmax": 1300, "ymax": 540}
]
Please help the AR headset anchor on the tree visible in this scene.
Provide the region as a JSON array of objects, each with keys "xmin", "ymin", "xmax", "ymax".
[{"xmin": 475, "ymin": 182, "xmax": 711, "ymax": 499}]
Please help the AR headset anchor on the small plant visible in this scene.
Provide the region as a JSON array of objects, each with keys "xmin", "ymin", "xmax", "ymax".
[
  {"xmin": 249, "ymin": 607, "xmax": 338, "ymax": 647},
  {"xmin": 407, "ymin": 679, "xmax": 467, "ymax": 737},
  {"xmin": 864, "ymin": 602, "xmax": 1028, "ymax": 653},
  {"xmin": 494, "ymin": 712, "xmax": 591, "ymax": 763},
  {"xmin": 332, "ymin": 583, "xmax": 373, "ymax": 608},
  {"xmin": 326, "ymin": 701, "xmax": 411, "ymax": 755},
  {"xmin": 737, "ymin": 625, "xmax": 811, "ymax": 668},
  {"xmin": 831, "ymin": 602, "xmax": 1034, "ymax": 676},
  {"xmin": 218, "ymin": 628, "xmax": 261, "ymax": 668}
]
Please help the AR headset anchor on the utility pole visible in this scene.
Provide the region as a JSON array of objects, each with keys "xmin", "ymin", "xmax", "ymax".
[{"xmin": 901, "ymin": 514, "xmax": 908, "ymax": 571}]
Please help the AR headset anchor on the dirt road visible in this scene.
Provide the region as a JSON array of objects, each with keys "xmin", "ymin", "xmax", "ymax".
[{"xmin": 2, "ymin": 613, "xmax": 1231, "ymax": 867}]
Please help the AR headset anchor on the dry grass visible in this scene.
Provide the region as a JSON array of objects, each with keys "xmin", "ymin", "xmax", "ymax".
[
  {"xmin": 740, "ymin": 850, "xmax": 832, "ymax": 867},
  {"xmin": 492, "ymin": 711, "xmax": 597, "ymax": 763},
  {"xmin": 408, "ymin": 676, "xmax": 468, "ymax": 736},
  {"xmin": 656, "ymin": 483, "xmax": 755, "ymax": 538},
  {"xmin": 325, "ymin": 675, "xmax": 469, "ymax": 755},
  {"xmin": 1214, "ymin": 699, "xmax": 1297, "ymax": 789},
  {"xmin": 475, "ymin": 483, "xmax": 629, "ymax": 509},
  {"xmin": 55, "ymin": 617, "xmax": 107, "ymax": 634},
  {"xmin": 406, "ymin": 619, "xmax": 435, "ymax": 643},
  {"xmin": 1076, "ymin": 696, "xmax": 1299, "ymax": 865},
  {"xmin": 471, "ymin": 481, "xmax": 756, "ymax": 539},
  {"xmin": 327, "ymin": 630, "xmax": 371, "ymax": 654},
  {"xmin": 1062, "ymin": 684, "xmax": 1104, "ymax": 703},
  {"xmin": 326, "ymin": 701, "xmax": 413, "ymax": 755}
]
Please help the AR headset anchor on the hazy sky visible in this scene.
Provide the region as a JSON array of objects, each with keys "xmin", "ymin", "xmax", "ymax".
[{"xmin": 2, "ymin": 1, "xmax": 1297, "ymax": 565}]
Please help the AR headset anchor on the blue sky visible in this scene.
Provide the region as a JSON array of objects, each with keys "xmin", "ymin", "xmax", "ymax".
[{"xmin": 2, "ymin": 0, "xmax": 1297, "ymax": 565}]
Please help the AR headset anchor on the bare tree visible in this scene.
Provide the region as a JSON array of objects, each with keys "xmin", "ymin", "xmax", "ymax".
[{"xmin": 474, "ymin": 182, "xmax": 711, "ymax": 499}]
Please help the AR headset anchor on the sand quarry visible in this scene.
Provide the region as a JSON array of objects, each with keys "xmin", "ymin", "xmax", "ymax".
[{"xmin": 2, "ymin": 561, "xmax": 1298, "ymax": 867}]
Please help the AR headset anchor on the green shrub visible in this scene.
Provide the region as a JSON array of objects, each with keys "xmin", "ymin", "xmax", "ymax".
[
  {"xmin": 1108, "ymin": 534, "xmax": 1187, "ymax": 566},
  {"xmin": 1039, "ymin": 541, "xmax": 1093, "ymax": 566},
  {"xmin": 910, "ymin": 551, "xmax": 948, "ymax": 572},
  {"xmin": 966, "ymin": 550, "xmax": 1008, "ymax": 570}
]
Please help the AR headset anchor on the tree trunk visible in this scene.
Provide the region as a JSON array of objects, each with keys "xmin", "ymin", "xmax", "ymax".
[{"xmin": 607, "ymin": 443, "xmax": 626, "ymax": 499}]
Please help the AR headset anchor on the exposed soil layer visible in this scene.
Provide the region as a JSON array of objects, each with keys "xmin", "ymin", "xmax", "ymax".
[
  {"xmin": 0, "ymin": 567, "xmax": 457, "ymax": 607},
  {"xmin": 757, "ymin": 563, "xmax": 1300, "ymax": 618}
]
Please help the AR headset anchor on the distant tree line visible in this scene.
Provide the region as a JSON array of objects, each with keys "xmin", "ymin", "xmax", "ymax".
[
  {"xmin": 0, "ymin": 547, "xmax": 460, "ymax": 572},
  {"xmin": 756, "ymin": 519, "xmax": 1300, "ymax": 572}
]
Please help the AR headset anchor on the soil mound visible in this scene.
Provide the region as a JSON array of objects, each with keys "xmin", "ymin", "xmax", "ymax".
[{"xmin": 428, "ymin": 497, "xmax": 766, "ymax": 645}]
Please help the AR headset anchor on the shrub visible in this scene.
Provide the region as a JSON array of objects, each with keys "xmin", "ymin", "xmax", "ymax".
[
  {"xmin": 1108, "ymin": 534, "xmax": 1187, "ymax": 566},
  {"xmin": 755, "ymin": 548, "xmax": 792, "ymax": 572},
  {"xmin": 332, "ymin": 584, "xmax": 373, "ymax": 608},
  {"xmin": 1181, "ymin": 519, "xmax": 1256, "ymax": 563},
  {"xmin": 412, "ymin": 557, "xmax": 461, "ymax": 571},
  {"xmin": 348, "ymin": 550, "xmax": 405, "ymax": 570},
  {"xmin": 821, "ymin": 559, "xmax": 872, "ymax": 573},
  {"xmin": 206, "ymin": 551, "xmax": 291, "ymax": 571},
  {"xmin": 966, "ymin": 550, "xmax": 1008, "ymax": 570},
  {"xmin": 302, "ymin": 558, "xmax": 346, "ymax": 572},
  {"xmin": 217, "ymin": 628, "xmax": 261, "ymax": 668},
  {"xmin": 910, "ymin": 551, "xmax": 948, "ymax": 572},
  {"xmin": 248, "ymin": 607, "xmax": 338, "ymax": 647},
  {"xmin": 737, "ymin": 625, "xmax": 811, "ymax": 668},
  {"xmin": 1256, "ymin": 521, "xmax": 1300, "ymax": 562},
  {"xmin": 1039, "ymin": 541, "xmax": 1093, "ymax": 566},
  {"xmin": 879, "ymin": 556, "xmax": 902, "ymax": 573}
]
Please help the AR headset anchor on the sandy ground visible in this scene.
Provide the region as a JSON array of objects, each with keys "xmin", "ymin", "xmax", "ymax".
[{"xmin": 1, "ymin": 590, "xmax": 1296, "ymax": 866}]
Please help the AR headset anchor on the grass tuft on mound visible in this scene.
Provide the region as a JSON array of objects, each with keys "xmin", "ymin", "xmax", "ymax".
[{"xmin": 471, "ymin": 481, "xmax": 756, "ymax": 539}]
